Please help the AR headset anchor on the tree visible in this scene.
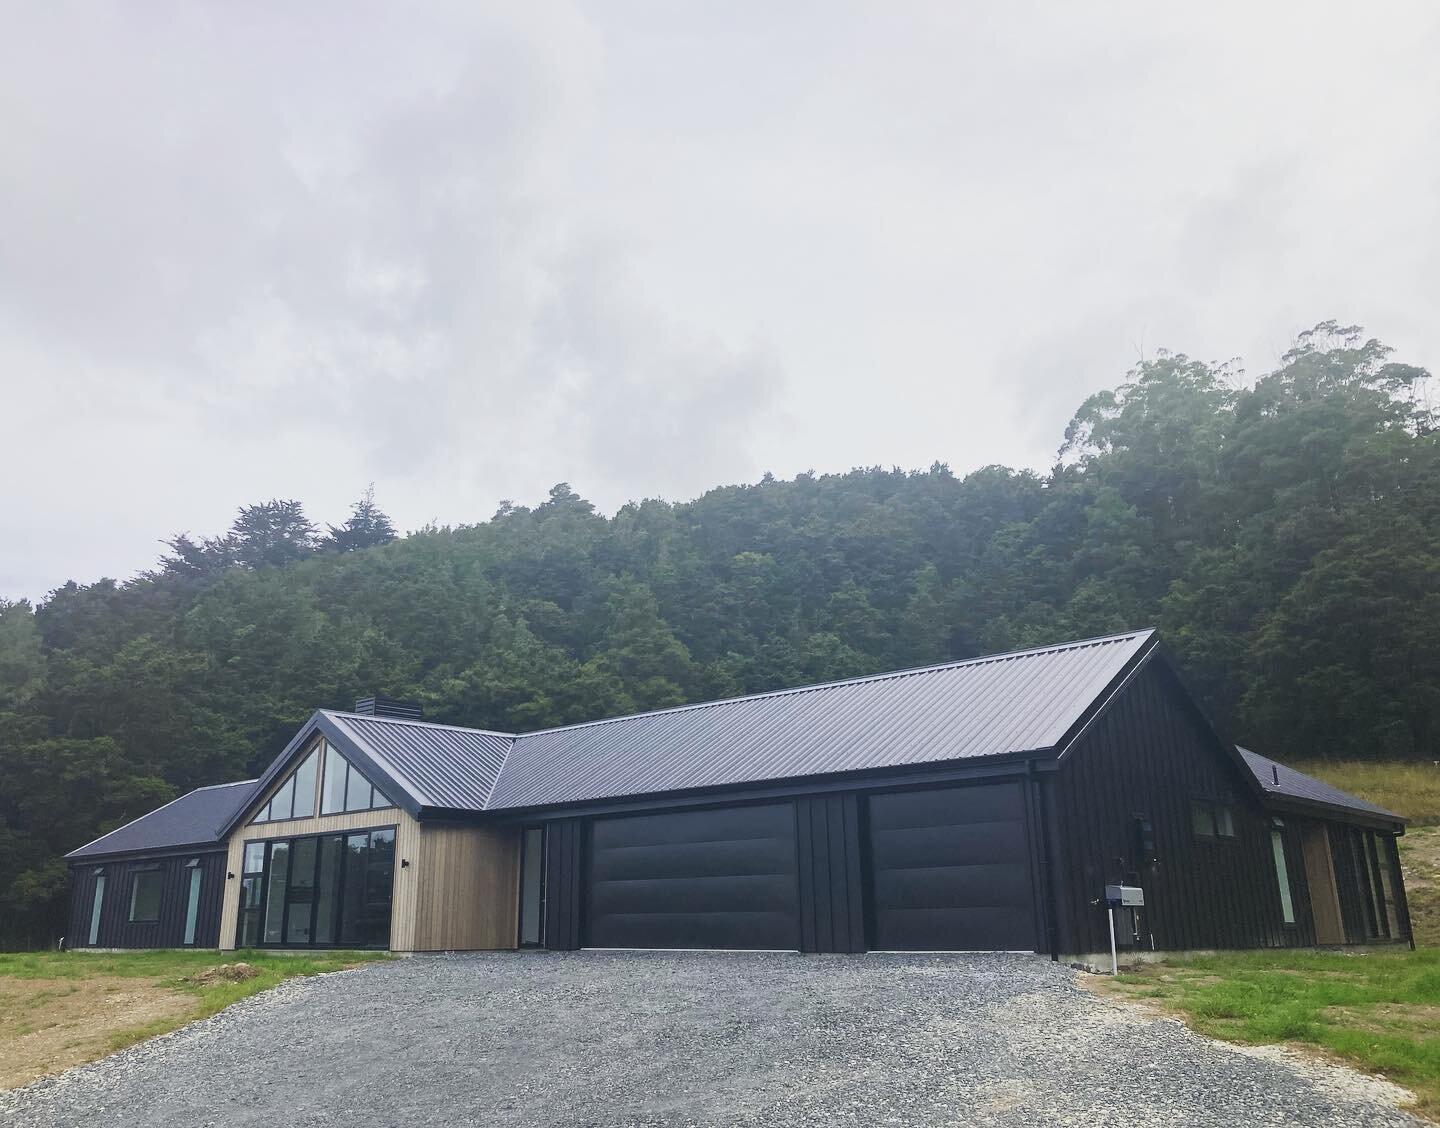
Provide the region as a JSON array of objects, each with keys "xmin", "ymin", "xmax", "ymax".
[
  {"xmin": 227, "ymin": 499, "xmax": 318, "ymax": 568},
  {"xmin": 325, "ymin": 486, "xmax": 398, "ymax": 553}
]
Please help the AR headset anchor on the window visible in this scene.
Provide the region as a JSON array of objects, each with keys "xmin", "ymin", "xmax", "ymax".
[
  {"xmin": 129, "ymin": 869, "xmax": 163, "ymax": 923},
  {"xmin": 88, "ymin": 871, "xmax": 105, "ymax": 946},
  {"xmin": 251, "ymin": 745, "xmax": 322, "ymax": 824},
  {"xmin": 183, "ymin": 859, "xmax": 203, "ymax": 946},
  {"xmin": 519, "ymin": 826, "xmax": 547, "ymax": 947},
  {"xmin": 1271, "ymin": 827, "xmax": 1296, "ymax": 925},
  {"xmin": 234, "ymin": 826, "xmax": 396, "ymax": 950},
  {"xmin": 239, "ymin": 842, "xmax": 265, "ymax": 947},
  {"xmin": 317, "ymin": 740, "xmax": 393, "ymax": 815},
  {"xmin": 1191, "ymin": 800, "xmax": 1237, "ymax": 839}
]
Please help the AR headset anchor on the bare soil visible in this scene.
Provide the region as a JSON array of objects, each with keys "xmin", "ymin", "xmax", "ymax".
[{"xmin": 0, "ymin": 976, "xmax": 194, "ymax": 1090}]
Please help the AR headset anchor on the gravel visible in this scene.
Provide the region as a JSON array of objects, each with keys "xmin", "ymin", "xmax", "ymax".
[{"xmin": 0, "ymin": 951, "xmax": 1424, "ymax": 1127}]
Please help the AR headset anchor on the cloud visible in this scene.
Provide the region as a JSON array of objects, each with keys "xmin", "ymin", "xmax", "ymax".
[{"xmin": 2, "ymin": 1, "xmax": 1438, "ymax": 600}]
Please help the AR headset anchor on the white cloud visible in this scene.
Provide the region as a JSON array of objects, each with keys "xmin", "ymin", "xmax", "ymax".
[{"xmin": 2, "ymin": 0, "xmax": 1438, "ymax": 599}]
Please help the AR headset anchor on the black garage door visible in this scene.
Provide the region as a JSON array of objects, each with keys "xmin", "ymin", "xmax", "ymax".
[
  {"xmin": 586, "ymin": 804, "xmax": 800, "ymax": 950},
  {"xmin": 867, "ymin": 783, "xmax": 1035, "ymax": 951}
]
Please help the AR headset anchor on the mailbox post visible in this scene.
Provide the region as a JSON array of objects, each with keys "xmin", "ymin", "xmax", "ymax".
[{"xmin": 1103, "ymin": 884, "xmax": 1145, "ymax": 975}]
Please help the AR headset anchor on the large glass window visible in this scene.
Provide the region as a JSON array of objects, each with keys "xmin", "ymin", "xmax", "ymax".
[
  {"xmin": 237, "ymin": 826, "xmax": 395, "ymax": 950},
  {"xmin": 519, "ymin": 826, "xmax": 546, "ymax": 947},
  {"xmin": 88, "ymin": 871, "xmax": 105, "ymax": 946},
  {"xmin": 1271, "ymin": 828, "xmax": 1296, "ymax": 925},
  {"xmin": 262, "ymin": 842, "xmax": 290, "ymax": 944},
  {"xmin": 285, "ymin": 837, "xmax": 318, "ymax": 944},
  {"xmin": 183, "ymin": 860, "xmax": 203, "ymax": 946},
  {"xmin": 129, "ymin": 869, "xmax": 162, "ymax": 923}
]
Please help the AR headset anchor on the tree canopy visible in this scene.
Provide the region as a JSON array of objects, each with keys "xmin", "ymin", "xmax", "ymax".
[{"xmin": 1, "ymin": 324, "xmax": 1435, "ymax": 947}]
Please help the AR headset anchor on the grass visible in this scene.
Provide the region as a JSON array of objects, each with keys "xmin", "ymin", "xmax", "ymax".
[
  {"xmin": 1107, "ymin": 948, "xmax": 1440, "ymax": 1117},
  {"xmin": 1099, "ymin": 763, "xmax": 1440, "ymax": 1118},
  {"xmin": 0, "ymin": 949, "xmax": 388, "ymax": 1088},
  {"xmin": 1290, "ymin": 760, "xmax": 1440, "ymax": 828}
]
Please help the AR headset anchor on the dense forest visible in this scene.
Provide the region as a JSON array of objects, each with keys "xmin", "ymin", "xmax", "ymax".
[{"xmin": 2, "ymin": 322, "xmax": 1437, "ymax": 947}]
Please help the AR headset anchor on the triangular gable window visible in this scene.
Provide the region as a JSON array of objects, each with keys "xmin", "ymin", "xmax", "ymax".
[
  {"xmin": 319, "ymin": 740, "xmax": 393, "ymax": 815},
  {"xmin": 250, "ymin": 739, "xmax": 392, "ymax": 824}
]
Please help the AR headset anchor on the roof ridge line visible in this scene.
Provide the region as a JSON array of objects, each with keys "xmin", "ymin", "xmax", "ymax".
[
  {"xmin": 325, "ymin": 710, "xmax": 518, "ymax": 739},
  {"xmin": 512, "ymin": 628, "xmax": 1155, "ymax": 741}
]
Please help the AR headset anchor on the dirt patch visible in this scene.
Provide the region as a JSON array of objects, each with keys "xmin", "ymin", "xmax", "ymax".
[
  {"xmin": 183, "ymin": 962, "xmax": 260, "ymax": 986},
  {"xmin": 0, "ymin": 976, "xmax": 196, "ymax": 1090}
]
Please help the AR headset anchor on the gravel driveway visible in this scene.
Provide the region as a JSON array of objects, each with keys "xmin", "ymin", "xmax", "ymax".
[{"xmin": 0, "ymin": 951, "xmax": 1422, "ymax": 1127}]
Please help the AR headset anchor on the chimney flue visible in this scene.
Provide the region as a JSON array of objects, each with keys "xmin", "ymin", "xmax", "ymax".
[{"xmin": 354, "ymin": 695, "xmax": 423, "ymax": 721}]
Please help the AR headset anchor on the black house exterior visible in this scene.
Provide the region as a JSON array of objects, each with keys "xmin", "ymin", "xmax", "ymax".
[
  {"xmin": 66, "ymin": 780, "xmax": 255, "ymax": 950},
  {"xmin": 65, "ymin": 630, "xmax": 1412, "ymax": 958}
]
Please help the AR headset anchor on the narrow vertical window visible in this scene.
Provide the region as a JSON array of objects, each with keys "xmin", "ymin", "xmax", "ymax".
[
  {"xmin": 1271, "ymin": 829, "xmax": 1296, "ymax": 925},
  {"xmin": 88, "ymin": 871, "xmax": 105, "ymax": 946},
  {"xmin": 519, "ymin": 825, "xmax": 547, "ymax": 947},
  {"xmin": 183, "ymin": 860, "xmax": 203, "ymax": 946},
  {"xmin": 290, "ymin": 747, "xmax": 320, "ymax": 820}
]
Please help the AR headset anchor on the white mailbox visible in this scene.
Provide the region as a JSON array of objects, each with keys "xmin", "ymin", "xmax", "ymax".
[{"xmin": 1105, "ymin": 884, "xmax": 1144, "ymax": 908}]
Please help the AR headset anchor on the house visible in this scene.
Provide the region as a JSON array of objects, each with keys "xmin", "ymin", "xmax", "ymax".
[{"xmin": 65, "ymin": 630, "xmax": 1412, "ymax": 959}]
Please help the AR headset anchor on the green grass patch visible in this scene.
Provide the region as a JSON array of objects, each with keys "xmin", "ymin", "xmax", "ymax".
[
  {"xmin": 1112, "ymin": 948, "xmax": 1440, "ymax": 1117},
  {"xmin": 0, "ymin": 949, "xmax": 389, "ymax": 1058}
]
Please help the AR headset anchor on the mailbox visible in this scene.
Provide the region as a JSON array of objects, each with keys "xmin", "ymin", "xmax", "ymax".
[{"xmin": 1105, "ymin": 884, "xmax": 1144, "ymax": 907}]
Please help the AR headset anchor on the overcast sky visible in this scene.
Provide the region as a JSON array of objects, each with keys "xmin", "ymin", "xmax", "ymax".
[{"xmin": 3, "ymin": 2, "xmax": 1438, "ymax": 603}]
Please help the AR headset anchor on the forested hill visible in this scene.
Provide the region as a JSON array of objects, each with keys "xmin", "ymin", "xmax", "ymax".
[{"xmin": 3, "ymin": 321, "xmax": 1438, "ymax": 946}]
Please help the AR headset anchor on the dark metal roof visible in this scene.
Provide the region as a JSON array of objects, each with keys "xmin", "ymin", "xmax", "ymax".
[
  {"xmin": 323, "ymin": 712, "xmax": 513, "ymax": 811},
  {"xmin": 1237, "ymin": 748, "xmax": 1403, "ymax": 824},
  {"xmin": 66, "ymin": 779, "xmax": 257, "ymax": 860},
  {"xmin": 485, "ymin": 630, "xmax": 1155, "ymax": 810}
]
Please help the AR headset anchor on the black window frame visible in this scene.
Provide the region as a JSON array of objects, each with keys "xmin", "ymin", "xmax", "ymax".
[
  {"xmin": 128, "ymin": 866, "xmax": 163, "ymax": 924},
  {"xmin": 236, "ymin": 823, "xmax": 398, "ymax": 951},
  {"xmin": 1190, "ymin": 798, "xmax": 1238, "ymax": 841}
]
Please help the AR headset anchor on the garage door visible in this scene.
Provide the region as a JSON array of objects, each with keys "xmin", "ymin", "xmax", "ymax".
[
  {"xmin": 867, "ymin": 784, "xmax": 1035, "ymax": 951},
  {"xmin": 586, "ymin": 804, "xmax": 800, "ymax": 950}
]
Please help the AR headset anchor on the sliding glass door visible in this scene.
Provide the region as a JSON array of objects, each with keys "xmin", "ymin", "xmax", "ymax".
[{"xmin": 237, "ymin": 826, "xmax": 395, "ymax": 949}]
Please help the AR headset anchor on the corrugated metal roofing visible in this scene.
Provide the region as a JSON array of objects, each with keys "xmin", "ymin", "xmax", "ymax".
[
  {"xmin": 1238, "ymin": 747, "xmax": 1403, "ymax": 823},
  {"xmin": 485, "ymin": 630, "xmax": 1155, "ymax": 810},
  {"xmin": 325, "ymin": 712, "xmax": 513, "ymax": 810},
  {"xmin": 66, "ymin": 779, "xmax": 257, "ymax": 860}
]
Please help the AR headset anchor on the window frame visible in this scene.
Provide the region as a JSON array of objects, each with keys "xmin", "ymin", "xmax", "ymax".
[
  {"xmin": 1270, "ymin": 820, "xmax": 1297, "ymax": 926},
  {"xmin": 128, "ymin": 867, "xmax": 163, "ymax": 924},
  {"xmin": 235, "ymin": 823, "xmax": 398, "ymax": 951},
  {"xmin": 1190, "ymin": 798, "xmax": 1238, "ymax": 841},
  {"xmin": 517, "ymin": 824, "xmax": 548, "ymax": 948}
]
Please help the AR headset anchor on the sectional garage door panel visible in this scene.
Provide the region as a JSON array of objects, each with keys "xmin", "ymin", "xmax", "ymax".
[
  {"xmin": 586, "ymin": 804, "xmax": 801, "ymax": 950},
  {"xmin": 868, "ymin": 784, "xmax": 1035, "ymax": 951}
]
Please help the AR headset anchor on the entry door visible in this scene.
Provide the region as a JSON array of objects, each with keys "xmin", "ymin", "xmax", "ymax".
[
  {"xmin": 867, "ymin": 783, "xmax": 1036, "ymax": 951},
  {"xmin": 586, "ymin": 804, "xmax": 800, "ymax": 950}
]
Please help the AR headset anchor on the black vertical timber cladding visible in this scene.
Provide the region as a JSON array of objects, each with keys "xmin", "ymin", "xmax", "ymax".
[
  {"xmin": 67, "ymin": 851, "xmax": 227, "ymax": 949},
  {"xmin": 1054, "ymin": 662, "xmax": 1314, "ymax": 955},
  {"xmin": 543, "ymin": 818, "xmax": 583, "ymax": 950},
  {"xmin": 795, "ymin": 794, "xmax": 865, "ymax": 953}
]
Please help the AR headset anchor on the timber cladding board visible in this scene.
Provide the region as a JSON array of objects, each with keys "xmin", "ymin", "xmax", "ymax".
[{"xmin": 411, "ymin": 824, "xmax": 521, "ymax": 951}]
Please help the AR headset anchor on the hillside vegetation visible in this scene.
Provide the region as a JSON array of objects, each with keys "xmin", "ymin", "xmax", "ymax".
[{"xmin": 1, "ymin": 321, "xmax": 1438, "ymax": 948}]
